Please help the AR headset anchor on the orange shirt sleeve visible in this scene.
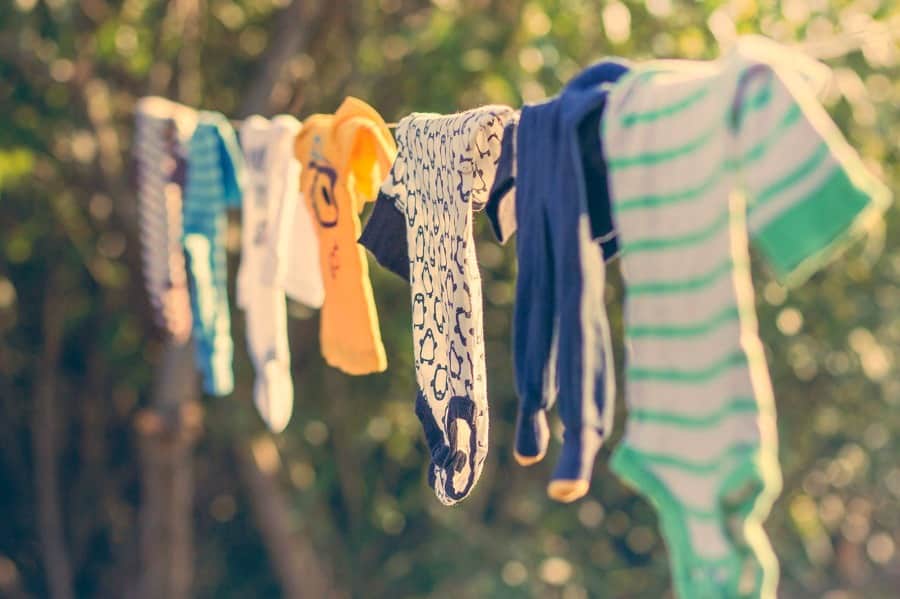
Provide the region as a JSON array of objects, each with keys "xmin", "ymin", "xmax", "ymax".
[{"xmin": 335, "ymin": 102, "xmax": 397, "ymax": 212}]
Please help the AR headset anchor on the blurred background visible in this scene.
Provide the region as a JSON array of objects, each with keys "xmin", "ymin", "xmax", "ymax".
[{"xmin": 1, "ymin": 0, "xmax": 899, "ymax": 597}]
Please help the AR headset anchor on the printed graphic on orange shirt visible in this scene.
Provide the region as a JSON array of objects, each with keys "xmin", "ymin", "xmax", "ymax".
[
  {"xmin": 328, "ymin": 242, "xmax": 340, "ymax": 280},
  {"xmin": 308, "ymin": 160, "xmax": 339, "ymax": 228}
]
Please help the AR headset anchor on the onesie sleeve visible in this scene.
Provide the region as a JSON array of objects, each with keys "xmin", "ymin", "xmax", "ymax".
[
  {"xmin": 358, "ymin": 190, "xmax": 410, "ymax": 280},
  {"xmin": 338, "ymin": 117, "xmax": 398, "ymax": 209},
  {"xmin": 734, "ymin": 61, "xmax": 891, "ymax": 285},
  {"xmin": 359, "ymin": 121, "xmax": 410, "ymax": 281}
]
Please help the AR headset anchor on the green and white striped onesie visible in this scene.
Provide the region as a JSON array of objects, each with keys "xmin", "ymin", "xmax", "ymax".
[{"xmin": 603, "ymin": 37, "xmax": 890, "ymax": 599}]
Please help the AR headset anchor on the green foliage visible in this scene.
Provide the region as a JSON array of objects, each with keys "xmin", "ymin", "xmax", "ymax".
[{"xmin": 0, "ymin": 0, "xmax": 898, "ymax": 597}]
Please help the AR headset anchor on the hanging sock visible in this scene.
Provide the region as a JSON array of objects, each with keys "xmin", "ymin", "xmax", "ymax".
[
  {"xmin": 378, "ymin": 106, "xmax": 515, "ymax": 505},
  {"xmin": 239, "ymin": 115, "xmax": 315, "ymax": 432},
  {"xmin": 183, "ymin": 111, "xmax": 245, "ymax": 397},
  {"xmin": 603, "ymin": 36, "xmax": 890, "ymax": 598},
  {"xmin": 294, "ymin": 98, "xmax": 396, "ymax": 375},
  {"xmin": 504, "ymin": 61, "xmax": 629, "ymax": 503},
  {"xmin": 134, "ymin": 97, "xmax": 195, "ymax": 342}
]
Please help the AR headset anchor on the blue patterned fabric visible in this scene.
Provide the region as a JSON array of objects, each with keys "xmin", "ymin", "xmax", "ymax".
[
  {"xmin": 378, "ymin": 106, "xmax": 515, "ymax": 505},
  {"xmin": 183, "ymin": 112, "xmax": 244, "ymax": 396},
  {"xmin": 512, "ymin": 61, "xmax": 629, "ymax": 500}
]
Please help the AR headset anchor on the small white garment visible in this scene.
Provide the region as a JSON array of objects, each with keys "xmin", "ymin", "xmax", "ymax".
[{"xmin": 238, "ymin": 115, "xmax": 318, "ymax": 432}]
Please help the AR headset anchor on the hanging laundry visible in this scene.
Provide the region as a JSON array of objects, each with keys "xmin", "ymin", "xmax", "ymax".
[
  {"xmin": 134, "ymin": 97, "xmax": 195, "ymax": 343},
  {"xmin": 238, "ymin": 115, "xmax": 316, "ymax": 433},
  {"xmin": 377, "ymin": 106, "xmax": 515, "ymax": 505},
  {"xmin": 603, "ymin": 37, "xmax": 891, "ymax": 599},
  {"xmin": 294, "ymin": 97, "xmax": 396, "ymax": 375},
  {"xmin": 502, "ymin": 61, "xmax": 629, "ymax": 503},
  {"xmin": 183, "ymin": 112, "xmax": 245, "ymax": 397}
]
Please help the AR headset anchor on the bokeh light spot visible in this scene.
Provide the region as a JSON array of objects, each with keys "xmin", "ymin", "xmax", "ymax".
[
  {"xmin": 501, "ymin": 560, "xmax": 528, "ymax": 586},
  {"xmin": 540, "ymin": 557, "xmax": 573, "ymax": 586}
]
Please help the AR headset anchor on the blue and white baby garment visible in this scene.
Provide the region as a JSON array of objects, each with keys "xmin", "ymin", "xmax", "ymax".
[
  {"xmin": 378, "ymin": 106, "xmax": 515, "ymax": 505},
  {"xmin": 183, "ymin": 112, "xmax": 245, "ymax": 396}
]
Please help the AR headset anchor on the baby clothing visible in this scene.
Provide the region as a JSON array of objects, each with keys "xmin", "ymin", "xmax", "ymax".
[
  {"xmin": 238, "ymin": 115, "xmax": 317, "ymax": 432},
  {"xmin": 183, "ymin": 111, "xmax": 245, "ymax": 396},
  {"xmin": 378, "ymin": 106, "xmax": 515, "ymax": 505},
  {"xmin": 603, "ymin": 37, "xmax": 890, "ymax": 598},
  {"xmin": 134, "ymin": 97, "xmax": 194, "ymax": 342},
  {"xmin": 509, "ymin": 61, "xmax": 629, "ymax": 503},
  {"xmin": 294, "ymin": 97, "xmax": 396, "ymax": 375}
]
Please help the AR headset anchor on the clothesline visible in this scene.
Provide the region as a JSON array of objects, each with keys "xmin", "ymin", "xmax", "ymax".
[
  {"xmin": 217, "ymin": 26, "xmax": 891, "ymax": 130},
  {"xmin": 229, "ymin": 118, "xmax": 399, "ymax": 128}
]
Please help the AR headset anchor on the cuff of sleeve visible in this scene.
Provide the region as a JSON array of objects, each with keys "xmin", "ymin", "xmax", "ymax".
[
  {"xmin": 753, "ymin": 167, "xmax": 891, "ymax": 286},
  {"xmin": 358, "ymin": 191, "xmax": 410, "ymax": 280}
]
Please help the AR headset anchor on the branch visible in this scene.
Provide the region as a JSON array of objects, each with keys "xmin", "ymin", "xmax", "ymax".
[{"xmin": 237, "ymin": 0, "xmax": 316, "ymax": 117}]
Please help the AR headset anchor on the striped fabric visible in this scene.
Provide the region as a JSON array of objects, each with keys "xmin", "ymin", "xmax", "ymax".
[
  {"xmin": 379, "ymin": 106, "xmax": 514, "ymax": 505},
  {"xmin": 603, "ymin": 37, "xmax": 890, "ymax": 599},
  {"xmin": 134, "ymin": 97, "xmax": 194, "ymax": 342},
  {"xmin": 183, "ymin": 112, "xmax": 245, "ymax": 397}
]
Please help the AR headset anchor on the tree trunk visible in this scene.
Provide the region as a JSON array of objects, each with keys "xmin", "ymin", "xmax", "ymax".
[
  {"xmin": 32, "ymin": 274, "xmax": 75, "ymax": 599},
  {"xmin": 237, "ymin": 0, "xmax": 315, "ymax": 117},
  {"xmin": 134, "ymin": 341, "xmax": 202, "ymax": 599}
]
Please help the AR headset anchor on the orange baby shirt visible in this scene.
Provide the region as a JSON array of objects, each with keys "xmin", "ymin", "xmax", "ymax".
[{"xmin": 294, "ymin": 97, "xmax": 397, "ymax": 375}]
